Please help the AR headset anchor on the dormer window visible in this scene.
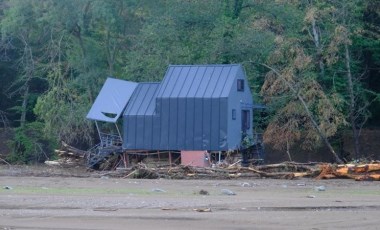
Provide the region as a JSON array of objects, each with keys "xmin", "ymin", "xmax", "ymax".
[{"xmin": 237, "ymin": 79, "xmax": 244, "ymax": 91}]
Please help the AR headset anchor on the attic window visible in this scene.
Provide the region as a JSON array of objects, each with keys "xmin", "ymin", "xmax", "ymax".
[{"xmin": 237, "ymin": 79, "xmax": 244, "ymax": 91}]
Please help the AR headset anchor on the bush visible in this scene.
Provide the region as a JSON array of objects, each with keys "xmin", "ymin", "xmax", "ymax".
[{"xmin": 7, "ymin": 122, "xmax": 57, "ymax": 164}]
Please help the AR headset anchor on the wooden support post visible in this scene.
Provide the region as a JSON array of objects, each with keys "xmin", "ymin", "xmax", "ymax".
[
  {"xmin": 124, "ymin": 152, "xmax": 129, "ymax": 168},
  {"xmin": 169, "ymin": 151, "xmax": 172, "ymax": 168}
]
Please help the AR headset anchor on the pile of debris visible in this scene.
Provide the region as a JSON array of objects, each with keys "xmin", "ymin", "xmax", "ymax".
[
  {"xmin": 98, "ymin": 161, "xmax": 380, "ymax": 181},
  {"xmin": 317, "ymin": 162, "xmax": 380, "ymax": 181},
  {"xmin": 44, "ymin": 144, "xmax": 380, "ymax": 181},
  {"xmin": 98, "ymin": 162, "xmax": 321, "ymax": 180},
  {"xmin": 44, "ymin": 142, "xmax": 86, "ymax": 167}
]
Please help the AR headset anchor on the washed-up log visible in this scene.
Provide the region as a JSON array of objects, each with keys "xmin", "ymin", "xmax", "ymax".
[
  {"xmin": 316, "ymin": 164, "xmax": 337, "ymax": 179},
  {"xmin": 293, "ymin": 172, "xmax": 312, "ymax": 178},
  {"xmin": 319, "ymin": 174, "xmax": 337, "ymax": 179},
  {"xmin": 54, "ymin": 150, "xmax": 67, "ymax": 154},
  {"xmin": 46, "ymin": 142, "xmax": 87, "ymax": 167},
  {"xmin": 335, "ymin": 166, "xmax": 349, "ymax": 175},
  {"xmin": 60, "ymin": 141, "xmax": 87, "ymax": 158},
  {"xmin": 129, "ymin": 168, "xmax": 159, "ymax": 179},
  {"xmin": 335, "ymin": 163, "xmax": 380, "ymax": 175},
  {"xmin": 354, "ymin": 174, "xmax": 380, "ymax": 181},
  {"xmin": 350, "ymin": 163, "xmax": 380, "ymax": 173},
  {"xmin": 256, "ymin": 162, "xmax": 318, "ymax": 174},
  {"xmin": 245, "ymin": 167, "xmax": 306, "ymax": 179},
  {"xmin": 45, "ymin": 158, "xmax": 84, "ymax": 167},
  {"xmin": 316, "ymin": 163, "xmax": 380, "ymax": 181},
  {"xmin": 245, "ymin": 162, "xmax": 320, "ymax": 179},
  {"xmin": 45, "ymin": 160, "xmax": 61, "ymax": 166}
]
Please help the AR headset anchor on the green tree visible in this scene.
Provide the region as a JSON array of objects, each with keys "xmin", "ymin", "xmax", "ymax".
[
  {"xmin": 305, "ymin": 0, "xmax": 380, "ymax": 159},
  {"xmin": 260, "ymin": 39, "xmax": 345, "ymax": 163},
  {"xmin": 1, "ymin": 0, "xmax": 45, "ymax": 127}
]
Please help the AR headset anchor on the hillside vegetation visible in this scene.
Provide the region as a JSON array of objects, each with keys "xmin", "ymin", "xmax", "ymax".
[{"xmin": 0, "ymin": 0, "xmax": 379, "ymax": 163}]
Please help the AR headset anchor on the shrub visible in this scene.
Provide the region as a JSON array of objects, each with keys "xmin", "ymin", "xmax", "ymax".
[{"xmin": 7, "ymin": 122, "xmax": 57, "ymax": 164}]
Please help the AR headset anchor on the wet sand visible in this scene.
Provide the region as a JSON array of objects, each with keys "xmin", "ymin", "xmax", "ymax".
[{"xmin": 1, "ymin": 173, "xmax": 380, "ymax": 229}]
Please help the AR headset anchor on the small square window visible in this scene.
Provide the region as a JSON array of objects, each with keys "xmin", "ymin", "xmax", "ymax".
[
  {"xmin": 237, "ymin": 79, "xmax": 244, "ymax": 91},
  {"xmin": 232, "ymin": 109, "xmax": 236, "ymax": 120}
]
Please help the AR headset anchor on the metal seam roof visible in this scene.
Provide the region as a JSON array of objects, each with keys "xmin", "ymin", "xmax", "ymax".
[
  {"xmin": 86, "ymin": 77, "xmax": 138, "ymax": 122},
  {"xmin": 157, "ymin": 64, "xmax": 241, "ymax": 99},
  {"xmin": 124, "ymin": 83, "xmax": 160, "ymax": 116}
]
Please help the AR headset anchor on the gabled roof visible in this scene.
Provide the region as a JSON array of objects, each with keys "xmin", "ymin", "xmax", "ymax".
[
  {"xmin": 86, "ymin": 78, "xmax": 138, "ymax": 122},
  {"xmin": 124, "ymin": 83, "xmax": 160, "ymax": 116},
  {"xmin": 156, "ymin": 64, "xmax": 242, "ymax": 99}
]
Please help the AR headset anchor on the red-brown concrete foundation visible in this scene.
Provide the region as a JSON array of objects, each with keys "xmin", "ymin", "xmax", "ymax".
[{"xmin": 181, "ymin": 150, "xmax": 210, "ymax": 167}]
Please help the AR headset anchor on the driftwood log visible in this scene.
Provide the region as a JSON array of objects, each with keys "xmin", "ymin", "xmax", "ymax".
[
  {"xmin": 45, "ymin": 142, "xmax": 86, "ymax": 167},
  {"xmin": 60, "ymin": 141, "xmax": 87, "ymax": 158},
  {"xmin": 317, "ymin": 163, "xmax": 380, "ymax": 181}
]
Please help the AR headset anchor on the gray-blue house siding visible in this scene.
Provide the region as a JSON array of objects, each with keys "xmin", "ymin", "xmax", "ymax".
[{"xmin": 123, "ymin": 64, "xmax": 254, "ymax": 151}]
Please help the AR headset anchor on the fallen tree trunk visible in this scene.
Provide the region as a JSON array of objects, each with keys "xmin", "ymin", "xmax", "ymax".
[
  {"xmin": 60, "ymin": 141, "xmax": 87, "ymax": 158},
  {"xmin": 317, "ymin": 163, "xmax": 380, "ymax": 181},
  {"xmin": 255, "ymin": 162, "xmax": 318, "ymax": 173},
  {"xmin": 246, "ymin": 167, "xmax": 315, "ymax": 179},
  {"xmin": 45, "ymin": 142, "xmax": 87, "ymax": 167}
]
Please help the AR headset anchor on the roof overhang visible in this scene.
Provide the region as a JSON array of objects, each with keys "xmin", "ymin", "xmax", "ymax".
[{"xmin": 86, "ymin": 78, "xmax": 138, "ymax": 123}]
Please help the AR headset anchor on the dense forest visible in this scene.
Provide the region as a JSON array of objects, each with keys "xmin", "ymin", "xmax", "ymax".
[{"xmin": 0, "ymin": 0, "xmax": 379, "ymax": 164}]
